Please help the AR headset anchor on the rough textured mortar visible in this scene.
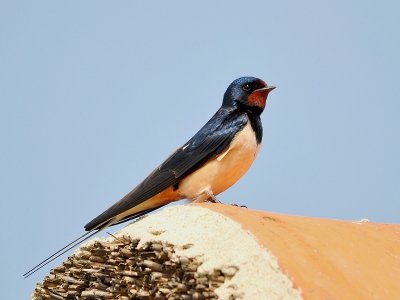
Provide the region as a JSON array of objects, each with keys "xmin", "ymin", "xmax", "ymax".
[
  {"xmin": 32, "ymin": 205, "xmax": 302, "ymax": 300},
  {"xmin": 113, "ymin": 205, "xmax": 302, "ymax": 300}
]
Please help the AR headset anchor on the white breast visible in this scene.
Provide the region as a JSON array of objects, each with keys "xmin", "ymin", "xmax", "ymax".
[{"xmin": 178, "ymin": 122, "xmax": 261, "ymax": 202}]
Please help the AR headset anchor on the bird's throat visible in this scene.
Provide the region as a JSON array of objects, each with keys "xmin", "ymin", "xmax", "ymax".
[{"xmin": 248, "ymin": 90, "xmax": 270, "ymax": 109}]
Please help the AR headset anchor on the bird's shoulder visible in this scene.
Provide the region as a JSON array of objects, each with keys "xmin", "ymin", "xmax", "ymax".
[
  {"xmin": 184, "ymin": 108, "xmax": 249, "ymax": 151},
  {"xmin": 159, "ymin": 108, "xmax": 250, "ymax": 176}
]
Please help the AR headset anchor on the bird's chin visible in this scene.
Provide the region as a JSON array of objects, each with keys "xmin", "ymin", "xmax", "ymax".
[{"xmin": 248, "ymin": 90, "xmax": 271, "ymax": 110}]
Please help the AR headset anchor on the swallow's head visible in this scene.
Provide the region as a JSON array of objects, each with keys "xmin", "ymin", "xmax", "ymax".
[{"xmin": 223, "ymin": 77, "xmax": 275, "ymax": 113}]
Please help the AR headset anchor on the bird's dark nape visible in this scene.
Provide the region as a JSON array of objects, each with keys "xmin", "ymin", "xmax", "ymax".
[{"xmin": 222, "ymin": 77, "xmax": 257, "ymax": 107}]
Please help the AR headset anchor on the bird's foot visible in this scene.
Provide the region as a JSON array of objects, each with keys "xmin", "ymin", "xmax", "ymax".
[
  {"xmin": 205, "ymin": 189, "xmax": 221, "ymax": 203},
  {"xmin": 230, "ymin": 204, "xmax": 248, "ymax": 208}
]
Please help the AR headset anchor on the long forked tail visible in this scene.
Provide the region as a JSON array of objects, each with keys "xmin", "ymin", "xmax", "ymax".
[
  {"xmin": 23, "ymin": 204, "xmax": 167, "ymax": 278},
  {"xmin": 23, "ymin": 229, "xmax": 101, "ymax": 278}
]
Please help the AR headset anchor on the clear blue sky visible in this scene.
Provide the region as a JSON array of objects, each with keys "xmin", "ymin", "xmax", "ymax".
[{"xmin": 1, "ymin": 2, "xmax": 399, "ymax": 298}]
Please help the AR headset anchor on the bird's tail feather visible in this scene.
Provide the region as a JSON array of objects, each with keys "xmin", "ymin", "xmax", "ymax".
[
  {"xmin": 111, "ymin": 203, "xmax": 168, "ymax": 227},
  {"xmin": 22, "ymin": 217, "xmax": 114, "ymax": 278},
  {"xmin": 24, "ymin": 204, "xmax": 168, "ymax": 278}
]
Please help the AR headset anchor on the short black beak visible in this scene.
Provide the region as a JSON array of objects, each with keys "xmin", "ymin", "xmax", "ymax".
[{"xmin": 253, "ymin": 86, "xmax": 276, "ymax": 93}]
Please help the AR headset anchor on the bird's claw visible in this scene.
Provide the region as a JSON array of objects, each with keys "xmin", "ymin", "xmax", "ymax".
[{"xmin": 230, "ymin": 204, "xmax": 247, "ymax": 208}]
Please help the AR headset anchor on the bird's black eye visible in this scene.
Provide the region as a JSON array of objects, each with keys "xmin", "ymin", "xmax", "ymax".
[{"xmin": 242, "ymin": 83, "xmax": 251, "ymax": 92}]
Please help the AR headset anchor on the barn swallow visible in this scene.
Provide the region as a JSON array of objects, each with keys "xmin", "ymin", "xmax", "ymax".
[{"xmin": 24, "ymin": 76, "xmax": 275, "ymax": 277}]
